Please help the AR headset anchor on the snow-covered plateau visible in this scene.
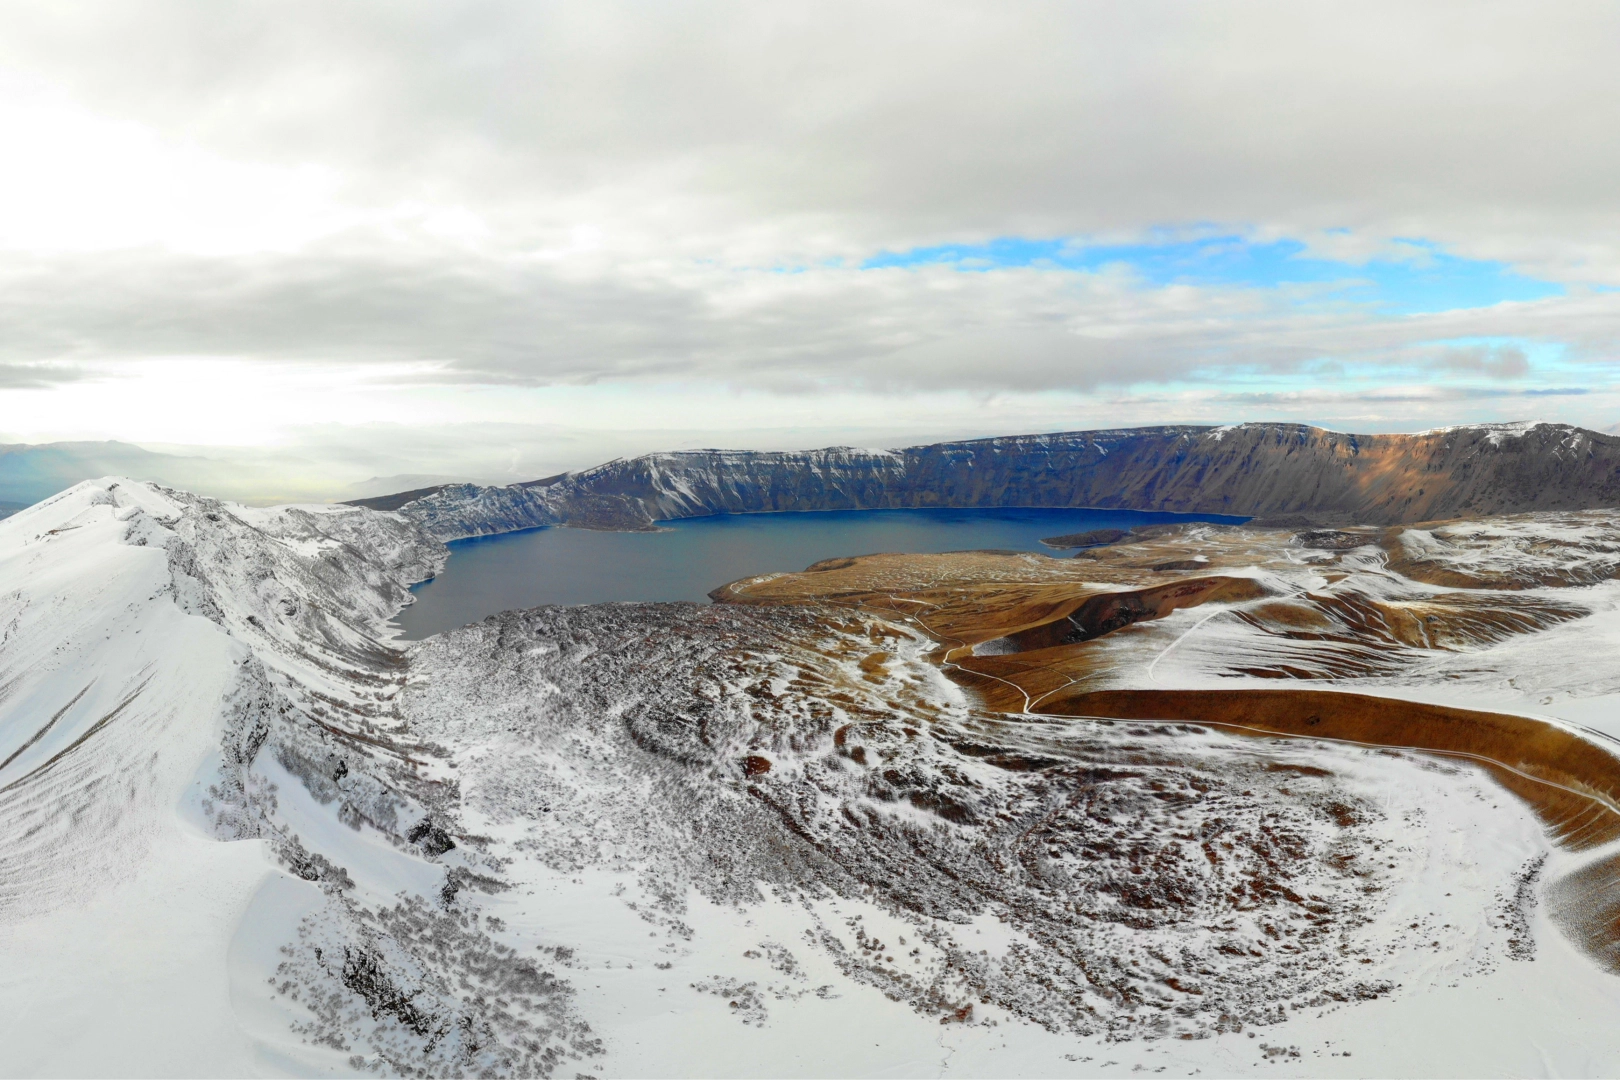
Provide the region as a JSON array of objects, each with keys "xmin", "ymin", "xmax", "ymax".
[{"xmin": 9, "ymin": 478, "xmax": 1620, "ymax": 1077}]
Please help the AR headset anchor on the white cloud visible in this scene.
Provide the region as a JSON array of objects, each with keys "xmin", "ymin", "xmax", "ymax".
[
  {"xmin": 0, "ymin": 1, "xmax": 1618, "ymax": 474},
  {"xmin": 0, "ymin": 3, "xmax": 1616, "ymax": 267},
  {"xmin": 1437, "ymin": 343, "xmax": 1531, "ymax": 379}
]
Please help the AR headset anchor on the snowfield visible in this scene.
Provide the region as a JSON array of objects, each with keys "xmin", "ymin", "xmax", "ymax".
[{"xmin": 7, "ymin": 479, "xmax": 1620, "ymax": 1076}]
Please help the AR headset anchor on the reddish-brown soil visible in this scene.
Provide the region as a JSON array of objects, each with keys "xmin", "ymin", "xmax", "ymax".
[
  {"xmin": 1044, "ymin": 688, "xmax": 1620, "ymax": 851},
  {"xmin": 715, "ymin": 534, "xmax": 1620, "ymax": 970}
]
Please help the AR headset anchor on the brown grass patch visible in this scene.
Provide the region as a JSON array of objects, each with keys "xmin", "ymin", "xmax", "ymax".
[
  {"xmin": 998, "ymin": 577, "xmax": 1268, "ymax": 653},
  {"xmin": 1550, "ymin": 851, "xmax": 1620, "ymax": 973},
  {"xmin": 713, "ymin": 533, "xmax": 1620, "ymax": 973},
  {"xmin": 1044, "ymin": 688, "xmax": 1620, "ymax": 851}
]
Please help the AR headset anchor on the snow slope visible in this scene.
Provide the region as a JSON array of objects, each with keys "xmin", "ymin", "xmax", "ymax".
[
  {"xmin": 0, "ymin": 479, "xmax": 467, "ymax": 1076},
  {"xmin": 6, "ymin": 479, "xmax": 1620, "ymax": 1076}
]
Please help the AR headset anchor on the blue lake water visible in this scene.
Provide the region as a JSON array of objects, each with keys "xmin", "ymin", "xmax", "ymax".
[{"xmin": 390, "ymin": 506, "xmax": 1246, "ymax": 640}]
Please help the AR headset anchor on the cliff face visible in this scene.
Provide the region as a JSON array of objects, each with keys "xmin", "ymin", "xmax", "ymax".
[{"xmin": 383, "ymin": 422, "xmax": 1620, "ymax": 539}]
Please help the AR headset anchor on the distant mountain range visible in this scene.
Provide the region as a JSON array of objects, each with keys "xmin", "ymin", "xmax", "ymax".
[
  {"xmin": 0, "ymin": 440, "xmax": 470, "ymax": 514},
  {"xmin": 0, "ymin": 440, "xmax": 188, "ymax": 512},
  {"xmin": 353, "ymin": 421, "xmax": 1620, "ymax": 540}
]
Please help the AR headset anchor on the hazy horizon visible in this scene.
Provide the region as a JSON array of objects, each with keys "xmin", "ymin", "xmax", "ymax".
[{"xmin": 2, "ymin": 414, "xmax": 1610, "ymax": 508}]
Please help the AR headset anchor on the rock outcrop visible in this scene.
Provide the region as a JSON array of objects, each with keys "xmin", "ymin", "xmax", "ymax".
[{"xmin": 368, "ymin": 421, "xmax": 1620, "ymax": 539}]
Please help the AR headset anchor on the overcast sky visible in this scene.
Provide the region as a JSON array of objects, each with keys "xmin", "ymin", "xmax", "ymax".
[{"xmin": 2, "ymin": 2, "xmax": 1619, "ymax": 496}]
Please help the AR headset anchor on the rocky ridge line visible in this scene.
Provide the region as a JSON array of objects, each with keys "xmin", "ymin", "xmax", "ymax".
[{"xmin": 360, "ymin": 421, "xmax": 1620, "ymax": 541}]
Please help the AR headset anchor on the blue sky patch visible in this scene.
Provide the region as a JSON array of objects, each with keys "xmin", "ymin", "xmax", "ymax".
[{"xmin": 862, "ymin": 233, "xmax": 1564, "ymax": 315}]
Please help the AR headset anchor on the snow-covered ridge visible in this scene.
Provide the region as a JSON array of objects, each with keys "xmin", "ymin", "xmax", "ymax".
[
  {"xmin": 0, "ymin": 479, "xmax": 608, "ymax": 1074},
  {"xmin": 0, "ymin": 478, "xmax": 441, "ymax": 914},
  {"xmin": 1415, "ymin": 419, "xmax": 1553, "ymax": 437},
  {"xmin": 385, "ymin": 420, "xmax": 1620, "ymax": 540}
]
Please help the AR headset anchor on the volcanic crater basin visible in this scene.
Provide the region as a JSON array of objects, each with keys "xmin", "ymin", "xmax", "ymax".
[
  {"xmin": 704, "ymin": 512, "xmax": 1620, "ymax": 1068},
  {"xmin": 395, "ymin": 600, "xmax": 1572, "ymax": 1069},
  {"xmin": 10, "ymin": 484, "xmax": 1620, "ymax": 1076}
]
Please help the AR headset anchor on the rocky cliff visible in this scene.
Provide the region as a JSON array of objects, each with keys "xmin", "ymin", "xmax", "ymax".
[{"xmin": 364, "ymin": 421, "xmax": 1620, "ymax": 539}]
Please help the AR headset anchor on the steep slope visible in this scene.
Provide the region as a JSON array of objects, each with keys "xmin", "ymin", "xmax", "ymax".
[
  {"xmin": 0, "ymin": 480, "xmax": 603, "ymax": 1075},
  {"xmin": 15, "ymin": 479, "xmax": 1620, "ymax": 1074},
  {"xmin": 380, "ymin": 421, "xmax": 1620, "ymax": 539}
]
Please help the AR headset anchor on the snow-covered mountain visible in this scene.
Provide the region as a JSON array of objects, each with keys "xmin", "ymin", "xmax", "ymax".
[
  {"xmin": 0, "ymin": 479, "xmax": 468, "ymax": 1073},
  {"xmin": 371, "ymin": 422, "xmax": 1620, "ymax": 539},
  {"xmin": 11, "ymin": 476, "xmax": 1620, "ymax": 1076}
]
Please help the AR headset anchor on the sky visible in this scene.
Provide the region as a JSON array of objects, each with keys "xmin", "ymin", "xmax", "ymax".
[{"xmin": 2, "ymin": 2, "xmax": 1620, "ymax": 501}]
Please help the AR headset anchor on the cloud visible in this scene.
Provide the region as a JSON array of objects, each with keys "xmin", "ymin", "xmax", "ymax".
[
  {"xmin": 0, "ymin": 361, "xmax": 85, "ymax": 388},
  {"xmin": 1, "ymin": 3, "xmax": 1620, "ymax": 450},
  {"xmin": 1437, "ymin": 343, "xmax": 1531, "ymax": 379},
  {"xmin": 1210, "ymin": 384, "xmax": 1588, "ymax": 408},
  {"xmin": 0, "ymin": 246, "xmax": 1617, "ymax": 400},
  {"xmin": 0, "ymin": 4, "xmax": 1618, "ymax": 271}
]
